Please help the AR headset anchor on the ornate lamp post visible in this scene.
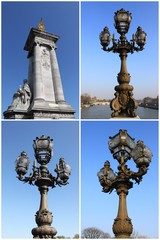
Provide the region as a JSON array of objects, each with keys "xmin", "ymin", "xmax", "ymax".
[
  {"xmin": 99, "ymin": 9, "xmax": 147, "ymax": 118},
  {"xmin": 97, "ymin": 130, "xmax": 152, "ymax": 238},
  {"xmin": 15, "ymin": 135, "xmax": 71, "ymax": 239}
]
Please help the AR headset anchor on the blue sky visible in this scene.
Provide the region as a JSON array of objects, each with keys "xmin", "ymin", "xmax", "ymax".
[
  {"xmin": 2, "ymin": 121, "xmax": 79, "ymax": 238},
  {"xmin": 81, "ymin": 1, "xmax": 158, "ymax": 100},
  {"xmin": 81, "ymin": 121, "xmax": 158, "ymax": 238},
  {"xmin": 2, "ymin": 2, "xmax": 79, "ymax": 118}
]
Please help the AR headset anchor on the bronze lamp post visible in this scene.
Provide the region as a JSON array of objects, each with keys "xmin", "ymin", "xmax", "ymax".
[
  {"xmin": 99, "ymin": 9, "xmax": 147, "ymax": 118},
  {"xmin": 97, "ymin": 130, "xmax": 152, "ymax": 238},
  {"xmin": 15, "ymin": 135, "xmax": 71, "ymax": 239}
]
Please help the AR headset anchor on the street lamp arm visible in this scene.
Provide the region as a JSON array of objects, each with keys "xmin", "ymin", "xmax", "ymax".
[
  {"xmin": 102, "ymin": 39, "xmax": 145, "ymax": 54},
  {"xmin": 16, "ymin": 158, "xmax": 72, "ymax": 188},
  {"xmin": 132, "ymin": 45, "xmax": 144, "ymax": 52},
  {"xmin": 102, "ymin": 45, "xmax": 115, "ymax": 52},
  {"xmin": 16, "ymin": 167, "xmax": 38, "ymax": 184},
  {"xmin": 56, "ymin": 179, "xmax": 69, "ymax": 186},
  {"xmin": 120, "ymin": 162, "xmax": 148, "ymax": 184},
  {"xmin": 129, "ymin": 41, "xmax": 145, "ymax": 53},
  {"xmin": 131, "ymin": 165, "xmax": 148, "ymax": 183}
]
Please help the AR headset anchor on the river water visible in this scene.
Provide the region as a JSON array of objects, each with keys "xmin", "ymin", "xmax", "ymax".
[{"xmin": 81, "ymin": 105, "xmax": 158, "ymax": 119}]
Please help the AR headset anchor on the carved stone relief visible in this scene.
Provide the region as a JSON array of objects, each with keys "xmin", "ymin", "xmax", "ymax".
[{"xmin": 41, "ymin": 47, "xmax": 51, "ymax": 71}]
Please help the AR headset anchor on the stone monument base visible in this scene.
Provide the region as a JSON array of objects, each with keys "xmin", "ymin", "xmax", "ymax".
[
  {"xmin": 3, "ymin": 108, "xmax": 75, "ymax": 119},
  {"xmin": 3, "ymin": 110, "xmax": 32, "ymax": 119}
]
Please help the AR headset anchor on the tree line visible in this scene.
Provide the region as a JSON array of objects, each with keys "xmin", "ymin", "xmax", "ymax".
[{"xmin": 56, "ymin": 227, "xmax": 147, "ymax": 238}]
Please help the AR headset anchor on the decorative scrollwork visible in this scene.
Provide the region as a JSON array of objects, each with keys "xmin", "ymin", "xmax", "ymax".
[
  {"xmin": 35, "ymin": 209, "xmax": 53, "ymax": 226},
  {"xmin": 120, "ymin": 162, "xmax": 148, "ymax": 184}
]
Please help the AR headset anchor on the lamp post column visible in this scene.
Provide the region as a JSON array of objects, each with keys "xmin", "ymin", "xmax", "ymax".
[
  {"xmin": 113, "ymin": 180, "xmax": 133, "ymax": 238},
  {"xmin": 110, "ymin": 46, "xmax": 137, "ymax": 118},
  {"xmin": 38, "ymin": 186, "xmax": 49, "ymax": 213},
  {"xmin": 118, "ymin": 50, "xmax": 130, "ymax": 84},
  {"xmin": 32, "ymin": 166, "xmax": 57, "ymax": 239}
]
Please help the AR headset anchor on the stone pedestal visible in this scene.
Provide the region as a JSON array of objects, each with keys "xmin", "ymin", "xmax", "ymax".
[
  {"xmin": 3, "ymin": 109, "xmax": 75, "ymax": 119},
  {"xmin": 4, "ymin": 27, "xmax": 75, "ymax": 119}
]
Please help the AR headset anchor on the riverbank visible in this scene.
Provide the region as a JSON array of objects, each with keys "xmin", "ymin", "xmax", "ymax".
[
  {"xmin": 81, "ymin": 105, "xmax": 158, "ymax": 119},
  {"xmin": 138, "ymin": 103, "xmax": 158, "ymax": 110}
]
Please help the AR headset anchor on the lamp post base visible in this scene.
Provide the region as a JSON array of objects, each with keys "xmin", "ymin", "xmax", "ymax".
[
  {"xmin": 32, "ymin": 225, "xmax": 57, "ymax": 239},
  {"xmin": 113, "ymin": 217, "xmax": 133, "ymax": 238},
  {"xmin": 32, "ymin": 208, "xmax": 57, "ymax": 239},
  {"xmin": 110, "ymin": 116, "xmax": 140, "ymax": 119},
  {"xmin": 110, "ymin": 91, "xmax": 138, "ymax": 118}
]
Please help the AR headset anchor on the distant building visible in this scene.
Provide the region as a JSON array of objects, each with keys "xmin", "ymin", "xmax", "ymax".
[{"xmin": 139, "ymin": 96, "xmax": 158, "ymax": 109}]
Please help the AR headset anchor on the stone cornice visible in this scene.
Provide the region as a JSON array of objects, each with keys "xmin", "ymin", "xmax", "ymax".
[{"xmin": 24, "ymin": 28, "xmax": 59, "ymax": 52}]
